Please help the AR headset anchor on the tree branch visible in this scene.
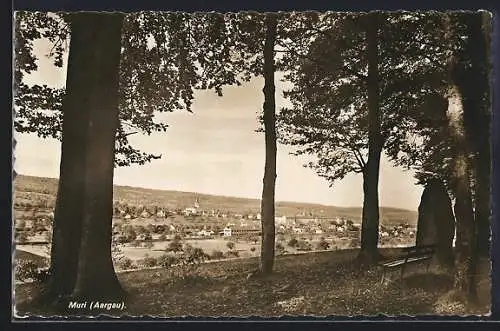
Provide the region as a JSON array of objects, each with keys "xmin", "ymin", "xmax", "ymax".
[
  {"xmin": 352, "ymin": 148, "xmax": 366, "ymax": 170},
  {"xmin": 275, "ymin": 42, "xmax": 367, "ymax": 81},
  {"xmin": 122, "ymin": 131, "xmax": 138, "ymax": 138}
]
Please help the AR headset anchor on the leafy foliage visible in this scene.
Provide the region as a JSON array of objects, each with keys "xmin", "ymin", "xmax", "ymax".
[
  {"xmin": 166, "ymin": 235, "xmax": 183, "ymax": 253},
  {"xmin": 226, "ymin": 241, "xmax": 235, "ymax": 250},
  {"xmin": 277, "ymin": 12, "xmax": 457, "ymax": 186},
  {"xmin": 13, "ymin": 11, "xmax": 271, "ymax": 167},
  {"xmin": 15, "ymin": 259, "xmax": 50, "ymax": 283}
]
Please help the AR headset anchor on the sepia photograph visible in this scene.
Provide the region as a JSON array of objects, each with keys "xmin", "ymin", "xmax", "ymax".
[{"xmin": 12, "ymin": 10, "xmax": 493, "ymax": 318}]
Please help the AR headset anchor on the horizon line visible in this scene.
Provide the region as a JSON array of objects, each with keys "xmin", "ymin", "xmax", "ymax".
[{"xmin": 14, "ymin": 173, "xmax": 418, "ymax": 213}]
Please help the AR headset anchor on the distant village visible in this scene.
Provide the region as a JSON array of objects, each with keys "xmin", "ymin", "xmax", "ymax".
[
  {"xmin": 14, "ymin": 196, "xmax": 416, "ymax": 248},
  {"xmin": 107, "ymin": 198, "xmax": 415, "ymax": 241}
]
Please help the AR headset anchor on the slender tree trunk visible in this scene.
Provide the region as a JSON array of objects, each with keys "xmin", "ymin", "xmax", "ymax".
[
  {"xmin": 67, "ymin": 12, "xmax": 125, "ymax": 301},
  {"xmin": 260, "ymin": 13, "xmax": 278, "ymax": 275},
  {"xmin": 359, "ymin": 12, "xmax": 383, "ymax": 264}
]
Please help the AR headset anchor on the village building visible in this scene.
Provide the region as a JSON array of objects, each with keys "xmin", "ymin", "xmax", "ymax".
[
  {"xmin": 197, "ymin": 229, "xmax": 214, "ymax": 237},
  {"xmin": 220, "ymin": 226, "xmax": 260, "ymax": 237},
  {"xmin": 222, "ymin": 227, "xmax": 232, "ymax": 237},
  {"xmin": 183, "ymin": 207, "xmax": 198, "ymax": 216},
  {"xmin": 183, "ymin": 198, "xmax": 201, "ymax": 216}
]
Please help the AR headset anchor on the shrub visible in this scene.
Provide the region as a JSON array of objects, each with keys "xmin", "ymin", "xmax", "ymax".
[
  {"xmin": 296, "ymin": 240, "xmax": 312, "ymax": 251},
  {"xmin": 146, "ymin": 224, "xmax": 155, "ymax": 233},
  {"xmin": 317, "ymin": 239, "xmax": 330, "ymax": 250},
  {"xmin": 183, "ymin": 246, "xmax": 209, "ymax": 264},
  {"xmin": 124, "ymin": 227, "xmax": 137, "ymax": 242},
  {"xmin": 167, "ymin": 238, "xmax": 183, "ymax": 253},
  {"xmin": 159, "ymin": 233, "xmax": 167, "ymax": 241},
  {"xmin": 15, "ymin": 260, "xmax": 49, "ymax": 283},
  {"xmin": 226, "ymin": 241, "xmax": 235, "ymax": 250},
  {"xmin": 158, "ymin": 254, "xmax": 178, "ymax": 268},
  {"xmin": 136, "ymin": 225, "xmax": 147, "ymax": 234},
  {"xmin": 250, "ymin": 247, "xmax": 256, "ymax": 252},
  {"xmin": 287, "ymin": 238, "xmax": 298, "ymax": 247},
  {"xmin": 117, "ymin": 257, "xmax": 134, "ymax": 270},
  {"xmin": 170, "ymin": 247, "xmax": 210, "ymax": 281},
  {"xmin": 211, "ymin": 250, "xmax": 224, "ymax": 260},
  {"xmin": 141, "ymin": 255, "xmax": 158, "ymax": 268}
]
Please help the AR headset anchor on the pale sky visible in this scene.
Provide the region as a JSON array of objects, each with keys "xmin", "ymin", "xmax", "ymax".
[{"xmin": 13, "ymin": 38, "xmax": 423, "ymax": 210}]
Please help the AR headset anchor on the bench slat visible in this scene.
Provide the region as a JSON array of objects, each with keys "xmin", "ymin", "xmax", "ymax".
[
  {"xmin": 381, "ymin": 255, "xmax": 431, "ymax": 268},
  {"xmin": 379, "ymin": 246, "xmax": 435, "ymax": 269}
]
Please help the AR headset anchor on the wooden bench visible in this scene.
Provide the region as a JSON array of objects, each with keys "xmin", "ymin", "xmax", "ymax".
[{"xmin": 379, "ymin": 244, "xmax": 436, "ymax": 284}]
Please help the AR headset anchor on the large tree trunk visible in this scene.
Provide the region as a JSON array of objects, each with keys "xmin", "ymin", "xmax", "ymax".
[
  {"xmin": 359, "ymin": 12, "xmax": 383, "ymax": 264},
  {"xmin": 453, "ymin": 153, "xmax": 478, "ymax": 301},
  {"xmin": 449, "ymin": 12, "xmax": 492, "ymax": 302},
  {"xmin": 40, "ymin": 13, "xmax": 94, "ymax": 304},
  {"xmin": 260, "ymin": 13, "xmax": 278, "ymax": 275},
  {"xmin": 69, "ymin": 13, "xmax": 125, "ymax": 301},
  {"xmin": 446, "ymin": 84, "xmax": 478, "ymax": 302},
  {"xmin": 461, "ymin": 12, "xmax": 492, "ymax": 258}
]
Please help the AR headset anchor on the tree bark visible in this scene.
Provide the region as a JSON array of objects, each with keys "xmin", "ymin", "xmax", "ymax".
[
  {"xmin": 66, "ymin": 13, "xmax": 125, "ymax": 301},
  {"xmin": 449, "ymin": 12, "xmax": 491, "ymax": 302},
  {"xmin": 461, "ymin": 12, "xmax": 492, "ymax": 257},
  {"xmin": 453, "ymin": 153, "xmax": 478, "ymax": 301},
  {"xmin": 40, "ymin": 13, "xmax": 94, "ymax": 304},
  {"xmin": 359, "ymin": 12, "xmax": 383, "ymax": 264},
  {"xmin": 260, "ymin": 13, "xmax": 278, "ymax": 275}
]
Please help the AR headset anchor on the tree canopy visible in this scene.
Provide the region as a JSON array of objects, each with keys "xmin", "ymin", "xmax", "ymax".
[{"xmin": 276, "ymin": 12, "xmax": 458, "ymax": 186}]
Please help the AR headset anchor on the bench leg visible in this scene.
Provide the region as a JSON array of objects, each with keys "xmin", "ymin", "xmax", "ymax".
[{"xmin": 381, "ymin": 271, "xmax": 385, "ymax": 285}]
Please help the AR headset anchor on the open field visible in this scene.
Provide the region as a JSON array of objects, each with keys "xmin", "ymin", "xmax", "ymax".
[
  {"xmin": 14, "ymin": 174, "xmax": 417, "ymax": 225},
  {"xmin": 14, "ymin": 248, "xmax": 490, "ymax": 317},
  {"xmin": 16, "ymin": 230, "xmax": 415, "ymax": 271}
]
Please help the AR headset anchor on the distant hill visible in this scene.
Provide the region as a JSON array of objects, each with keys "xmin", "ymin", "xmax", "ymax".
[{"xmin": 13, "ymin": 174, "xmax": 417, "ymax": 225}]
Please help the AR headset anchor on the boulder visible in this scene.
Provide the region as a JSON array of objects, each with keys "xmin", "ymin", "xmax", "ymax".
[{"xmin": 416, "ymin": 178, "xmax": 455, "ymax": 267}]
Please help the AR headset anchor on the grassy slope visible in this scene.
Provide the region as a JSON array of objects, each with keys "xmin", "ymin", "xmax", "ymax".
[
  {"xmin": 15, "ymin": 249, "xmax": 48, "ymax": 267},
  {"xmin": 14, "ymin": 248, "xmax": 490, "ymax": 317},
  {"xmin": 14, "ymin": 174, "xmax": 418, "ymax": 225}
]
